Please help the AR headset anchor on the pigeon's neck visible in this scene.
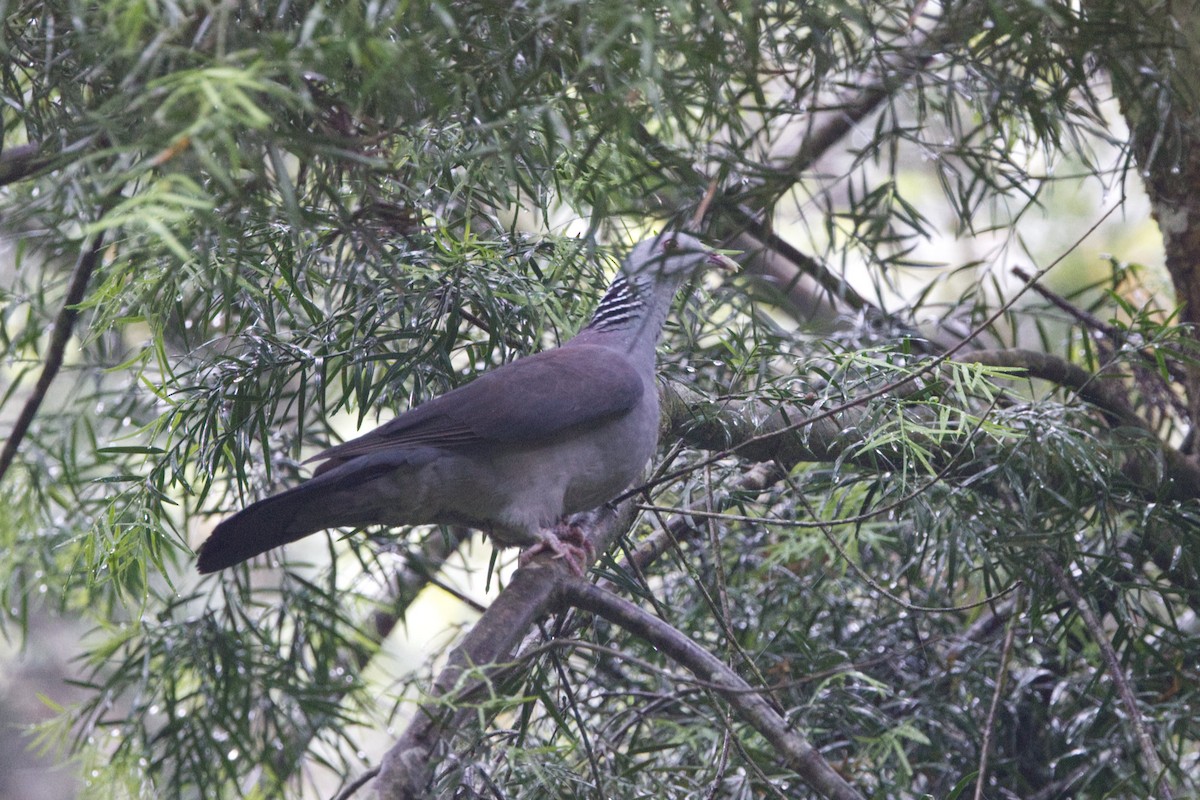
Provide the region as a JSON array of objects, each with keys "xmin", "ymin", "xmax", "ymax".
[{"xmin": 575, "ymin": 274, "xmax": 682, "ymax": 360}]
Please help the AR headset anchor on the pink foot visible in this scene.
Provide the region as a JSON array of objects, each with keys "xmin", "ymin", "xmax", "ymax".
[{"xmin": 518, "ymin": 522, "xmax": 595, "ymax": 576}]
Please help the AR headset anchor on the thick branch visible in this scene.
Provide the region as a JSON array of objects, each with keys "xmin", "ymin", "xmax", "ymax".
[
  {"xmin": 0, "ymin": 143, "xmax": 55, "ymax": 186},
  {"xmin": 357, "ymin": 365, "xmax": 1198, "ymax": 798},
  {"xmin": 659, "ymin": 382, "xmax": 850, "ymax": 467},
  {"xmin": 371, "ymin": 566, "xmax": 562, "ymax": 799},
  {"xmin": 964, "ymin": 349, "xmax": 1144, "ymax": 427},
  {"xmin": 962, "ymin": 349, "xmax": 1200, "ymax": 500},
  {"xmin": 0, "ymin": 136, "xmax": 100, "ymax": 186},
  {"xmin": 663, "ymin": 361, "xmax": 1200, "ymax": 504},
  {"xmin": 663, "ymin": 373, "xmax": 1200, "ymax": 599},
  {"xmin": 371, "ymin": 494, "xmax": 861, "ymax": 800},
  {"xmin": 371, "ymin": 504, "xmax": 636, "ymax": 799}
]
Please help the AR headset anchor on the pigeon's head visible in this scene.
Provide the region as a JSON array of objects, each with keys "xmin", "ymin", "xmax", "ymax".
[{"xmin": 621, "ymin": 232, "xmax": 735, "ymax": 286}]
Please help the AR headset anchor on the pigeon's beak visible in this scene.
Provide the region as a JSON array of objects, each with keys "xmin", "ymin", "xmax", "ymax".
[{"xmin": 707, "ymin": 251, "xmax": 740, "ymax": 273}]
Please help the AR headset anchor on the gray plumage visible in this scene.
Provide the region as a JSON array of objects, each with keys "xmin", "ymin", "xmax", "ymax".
[{"xmin": 196, "ymin": 233, "xmax": 724, "ymax": 573}]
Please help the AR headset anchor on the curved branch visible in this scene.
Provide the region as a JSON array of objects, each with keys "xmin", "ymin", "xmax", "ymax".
[
  {"xmin": 963, "ymin": 349, "xmax": 1144, "ymax": 428},
  {"xmin": 560, "ymin": 577, "xmax": 864, "ymax": 800},
  {"xmin": 662, "ymin": 351, "xmax": 1200, "ymax": 505},
  {"xmin": 357, "ymin": 360, "xmax": 1199, "ymax": 798},
  {"xmin": 0, "ymin": 233, "xmax": 106, "ymax": 484},
  {"xmin": 370, "ymin": 486, "xmax": 864, "ymax": 800}
]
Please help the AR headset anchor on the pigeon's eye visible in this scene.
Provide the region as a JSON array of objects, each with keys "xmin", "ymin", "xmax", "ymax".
[{"xmin": 662, "ymin": 237, "xmax": 679, "ymax": 252}]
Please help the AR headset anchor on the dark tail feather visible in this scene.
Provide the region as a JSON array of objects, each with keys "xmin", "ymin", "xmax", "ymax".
[
  {"xmin": 196, "ymin": 451, "xmax": 424, "ymax": 573},
  {"xmin": 195, "ymin": 482, "xmax": 329, "ymax": 573}
]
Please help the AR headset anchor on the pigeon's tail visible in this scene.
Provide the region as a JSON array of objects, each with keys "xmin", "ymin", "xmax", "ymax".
[
  {"xmin": 196, "ymin": 483, "xmax": 328, "ymax": 573},
  {"xmin": 195, "ymin": 451, "xmax": 424, "ymax": 573}
]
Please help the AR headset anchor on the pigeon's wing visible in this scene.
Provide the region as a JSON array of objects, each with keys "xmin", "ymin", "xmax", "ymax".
[{"xmin": 307, "ymin": 343, "xmax": 644, "ymax": 475}]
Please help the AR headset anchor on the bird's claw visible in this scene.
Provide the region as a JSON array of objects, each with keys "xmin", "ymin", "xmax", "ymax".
[{"xmin": 519, "ymin": 523, "xmax": 595, "ymax": 577}]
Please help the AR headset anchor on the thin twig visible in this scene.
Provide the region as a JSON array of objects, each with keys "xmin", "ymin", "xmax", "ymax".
[
  {"xmin": 1005, "ymin": 268, "xmax": 1192, "ymax": 428},
  {"xmin": 634, "ymin": 467, "xmax": 787, "ymax": 716},
  {"xmin": 1011, "ymin": 266, "xmax": 1127, "ymax": 343},
  {"xmin": 794, "ymin": 489, "xmax": 1022, "ymax": 615},
  {"xmin": 701, "ymin": 720, "xmax": 734, "ymax": 800},
  {"xmin": 257, "ymin": 528, "xmax": 472, "ymax": 793},
  {"xmin": 763, "ymin": 0, "xmax": 986, "ymax": 185},
  {"xmin": 545, "ymin": 640, "xmax": 607, "ymax": 800},
  {"xmin": 1010, "ymin": 265, "xmax": 1188, "ymax": 383},
  {"xmin": 518, "ymin": 636, "xmax": 961, "ymax": 700},
  {"xmin": 973, "ymin": 587, "xmax": 1023, "ymax": 800},
  {"xmin": 622, "ymin": 460, "xmax": 785, "ymax": 573}
]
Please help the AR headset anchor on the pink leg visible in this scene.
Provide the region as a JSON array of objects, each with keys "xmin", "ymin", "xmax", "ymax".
[{"xmin": 518, "ymin": 521, "xmax": 595, "ymax": 576}]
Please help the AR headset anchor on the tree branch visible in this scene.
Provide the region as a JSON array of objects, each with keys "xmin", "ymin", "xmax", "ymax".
[
  {"xmin": 972, "ymin": 587, "xmax": 1023, "ymax": 800},
  {"xmin": 632, "ymin": 5, "xmax": 992, "ymax": 330},
  {"xmin": 761, "ymin": 0, "xmax": 986, "ymax": 188},
  {"xmin": 962, "ymin": 349, "xmax": 1200, "ymax": 500},
  {"xmin": 371, "ymin": 503, "xmax": 637, "ymax": 799},
  {"xmin": 0, "ymin": 233, "xmax": 106, "ymax": 485},
  {"xmin": 369, "ymin": 464, "xmax": 864, "ymax": 800},
  {"xmin": 963, "ymin": 349, "xmax": 1144, "ymax": 428},
  {"xmin": 560, "ymin": 577, "xmax": 864, "ymax": 800},
  {"xmin": 623, "ymin": 461, "xmax": 785, "ymax": 574},
  {"xmin": 351, "ymin": 359, "xmax": 1196, "ymax": 797},
  {"xmin": 1043, "ymin": 556, "xmax": 1174, "ymax": 799},
  {"xmin": 371, "ymin": 566, "xmax": 562, "ymax": 798},
  {"xmin": 0, "ymin": 143, "xmax": 49, "ymax": 185}
]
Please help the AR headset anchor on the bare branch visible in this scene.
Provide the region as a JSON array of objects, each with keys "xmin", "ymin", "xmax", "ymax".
[
  {"xmin": 973, "ymin": 587, "xmax": 1023, "ymax": 800},
  {"xmin": 371, "ymin": 503, "xmax": 637, "ymax": 799},
  {"xmin": 1043, "ymin": 557, "xmax": 1175, "ymax": 799},
  {"xmin": 962, "ymin": 349, "xmax": 1200, "ymax": 500},
  {"xmin": 762, "ymin": 0, "xmax": 986, "ymax": 186},
  {"xmin": 560, "ymin": 577, "xmax": 864, "ymax": 800},
  {"xmin": 0, "ymin": 233, "xmax": 105, "ymax": 485}
]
